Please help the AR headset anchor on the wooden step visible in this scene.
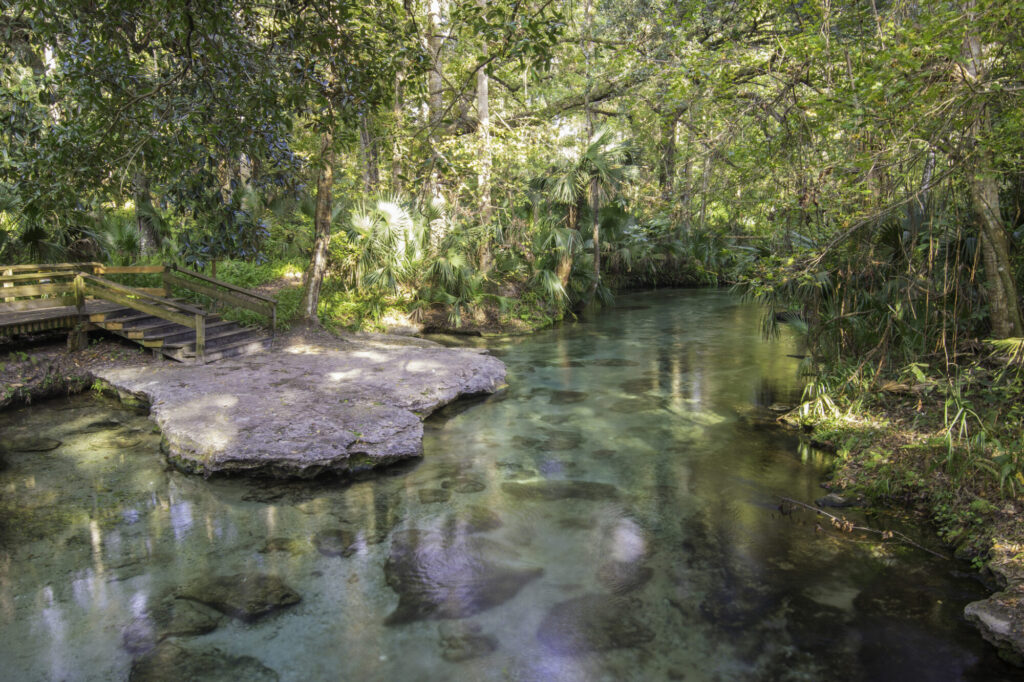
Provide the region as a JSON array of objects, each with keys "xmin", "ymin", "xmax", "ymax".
[
  {"xmin": 157, "ymin": 321, "xmax": 238, "ymax": 346},
  {"xmin": 180, "ymin": 336, "xmax": 273, "ymax": 363},
  {"xmin": 167, "ymin": 327, "xmax": 266, "ymax": 352}
]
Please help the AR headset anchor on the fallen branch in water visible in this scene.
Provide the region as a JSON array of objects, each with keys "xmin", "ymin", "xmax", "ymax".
[{"xmin": 777, "ymin": 496, "xmax": 948, "ymax": 560}]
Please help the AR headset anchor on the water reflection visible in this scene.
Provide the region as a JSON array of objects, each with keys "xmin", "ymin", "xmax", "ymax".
[{"xmin": 0, "ymin": 290, "xmax": 1018, "ymax": 681}]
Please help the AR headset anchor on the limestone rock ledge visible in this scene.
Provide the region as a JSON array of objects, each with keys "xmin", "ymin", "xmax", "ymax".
[
  {"xmin": 95, "ymin": 335, "xmax": 505, "ymax": 477},
  {"xmin": 965, "ymin": 584, "xmax": 1024, "ymax": 666}
]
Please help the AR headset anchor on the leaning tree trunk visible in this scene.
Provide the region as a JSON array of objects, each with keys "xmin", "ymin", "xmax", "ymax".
[
  {"xmin": 962, "ymin": 11, "xmax": 1023, "ymax": 337},
  {"xmin": 302, "ymin": 131, "xmax": 335, "ymax": 323},
  {"xmin": 972, "ymin": 152, "xmax": 1024, "ymax": 337}
]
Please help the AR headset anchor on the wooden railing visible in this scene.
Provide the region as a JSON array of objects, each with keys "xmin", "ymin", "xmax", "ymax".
[
  {"xmin": 1, "ymin": 263, "xmax": 101, "ymax": 310},
  {"xmin": 2, "ymin": 262, "xmax": 278, "ymax": 359},
  {"xmin": 162, "ymin": 264, "xmax": 277, "ymax": 343}
]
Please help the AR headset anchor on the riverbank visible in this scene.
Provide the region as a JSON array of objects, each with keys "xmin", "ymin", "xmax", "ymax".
[{"xmin": 795, "ymin": 371, "xmax": 1024, "ymax": 665}]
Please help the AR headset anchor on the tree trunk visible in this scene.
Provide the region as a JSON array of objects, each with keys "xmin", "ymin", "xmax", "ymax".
[
  {"xmin": 659, "ymin": 111, "xmax": 679, "ymax": 202},
  {"xmin": 427, "ymin": 0, "xmax": 445, "ymax": 126},
  {"xmin": 699, "ymin": 154, "xmax": 712, "ymax": 230},
  {"xmin": 590, "ymin": 175, "xmax": 600, "ymax": 296},
  {"xmin": 302, "ymin": 131, "xmax": 335, "ymax": 323},
  {"xmin": 359, "ymin": 113, "xmax": 379, "ymax": 193},
  {"xmin": 133, "ymin": 171, "xmax": 160, "ymax": 255},
  {"xmin": 962, "ymin": 10, "xmax": 1023, "ymax": 337},
  {"xmin": 392, "ymin": 71, "xmax": 404, "ymax": 194},
  {"xmin": 476, "ymin": 1, "xmax": 493, "ymax": 273},
  {"xmin": 972, "ymin": 154, "xmax": 1024, "ymax": 337}
]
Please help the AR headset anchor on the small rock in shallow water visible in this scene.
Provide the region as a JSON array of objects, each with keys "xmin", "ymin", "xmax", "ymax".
[
  {"xmin": 384, "ymin": 530, "xmax": 542, "ymax": 625},
  {"xmin": 536, "ymin": 594, "xmax": 654, "ymax": 654},
  {"xmin": 314, "ymin": 529, "xmax": 358, "ymax": 557},
  {"xmin": 549, "ymin": 390, "xmax": 588, "ymax": 404},
  {"xmin": 129, "ymin": 642, "xmax": 278, "ymax": 682},
  {"xmin": 3, "ymin": 437, "xmax": 61, "ymax": 452},
  {"xmin": 122, "ymin": 599, "xmax": 223, "ymax": 654},
  {"xmin": 441, "ymin": 477, "xmax": 486, "ymax": 494},
  {"xmin": 260, "ymin": 537, "xmax": 304, "ymax": 555},
  {"xmin": 815, "ymin": 493, "xmax": 860, "ymax": 509},
  {"xmin": 83, "ymin": 418, "xmax": 122, "ymax": 432},
  {"xmin": 458, "ymin": 506, "xmax": 503, "ymax": 533},
  {"xmin": 596, "ymin": 560, "xmax": 654, "ymax": 595},
  {"xmin": 501, "ymin": 480, "xmax": 620, "ymax": 502},
  {"xmin": 177, "ymin": 573, "xmax": 300, "ymax": 621},
  {"xmin": 419, "ymin": 488, "xmax": 452, "ymax": 504},
  {"xmin": 438, "ymin": 622, "xmax": 499, "ymax": 662}
]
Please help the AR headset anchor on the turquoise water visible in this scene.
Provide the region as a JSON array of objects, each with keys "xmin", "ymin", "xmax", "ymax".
[{"xmin": 0, "ymin": 289, "xmax": 1017, "ymax": 681}]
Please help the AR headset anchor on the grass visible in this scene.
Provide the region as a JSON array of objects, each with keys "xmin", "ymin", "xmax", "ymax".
[{"xmin": 797, "ymin": 357, "xmax": 1024, "ymax": 570}]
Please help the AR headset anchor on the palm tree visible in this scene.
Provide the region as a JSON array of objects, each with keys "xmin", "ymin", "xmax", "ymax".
[{"xmin": 541, "ymin": 128, "xmax": 632, "ymax": 297}]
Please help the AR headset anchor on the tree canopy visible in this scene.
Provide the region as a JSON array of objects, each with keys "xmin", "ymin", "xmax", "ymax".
[{"xmin": 2, "ymin": 0, "xmax": 1022, "ymax": 351}]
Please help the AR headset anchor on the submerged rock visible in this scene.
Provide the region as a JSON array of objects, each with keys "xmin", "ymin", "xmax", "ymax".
[
  {"xmin": 501, "ymin": 480, "xmax": 620, "ymax": 502},
  {"xmin": 458, "ymin": 506, "xmax": 503, "ymax": 533},
  {"xmin": 815, "ymin": 493, "xmax": 861, "ymax": 509},
  {"xmin": 122, "ymin": 599, "xmax": 224, "ymax": 654},
  {"xmin": 541, "ymin": 429, "xmax": 583, "ymax": 451},
  {"xmin": 384, "ymin": 529, "xmax": 542, "ymax": 625},
  {"xmin": 438, "ymin": 622, "xmax": 499, "ymax": 662},
  {"xmin": 129, "ymin": 642, "xmax": 278, "ymax": 682},
  {"xmin": 965, "ymin": 584, "xmax": 1024, "ymax": 666},
  {"xmin": 536, "ymin": 594, "xmax": 654, "ymax": 654},
  {"xmin": 94, "ymin": 337, "xmax": 506, "ymax": 478},
  {"xmin": 260, "ymin": 537, "xmax": 305, "ymax": 555},
  {"xmin": 3, "ymin": 437, "xmax": 61, "ymax": 452},
  {"xmin": 419, "ymin": 488, "xmax": 452, "ymax": 504},
  {"xmin": 441, "ymin": 477, "xmax": 486, "ymax": 494},
  {"xmin": 590, "ymin": 358, "xmax": 640, "ymax": 367},
  {"xmin": 549, "ymin": 390, "xmax": 588, "ymax": 404},
  {"xmin": 177, "ymin": 573, "xmax": 300, "ymax": 621},
  {"xmin": 596, "ymin": 560, "xmax": 653, "ymax": 595},
  {"xmin": 313, "ymin": 529, "xmax": 358, "ymax": 557},
  {"xmin": 83, "ymin": 418, "xmax": 122, "ymax": 431}
]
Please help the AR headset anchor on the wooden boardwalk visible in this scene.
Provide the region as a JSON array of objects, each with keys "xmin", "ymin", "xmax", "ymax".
[
  {"xmin": 1, "ymin": 300, "xmax": 125, "ymax": 335},
  {"xmin": 1, "ymin": 263, "xmax": 277, "ymax": 363}
]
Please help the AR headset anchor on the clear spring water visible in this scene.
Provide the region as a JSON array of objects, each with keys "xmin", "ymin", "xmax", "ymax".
[{"xmin": 0, "ymin": 289, "xmax": 1017, "ymax": 681}]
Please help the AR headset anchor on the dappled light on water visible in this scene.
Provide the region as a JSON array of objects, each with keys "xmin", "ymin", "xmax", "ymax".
[{"xmin": 0, "ymin": 290, "xmax": 1017, "ymax": 681}]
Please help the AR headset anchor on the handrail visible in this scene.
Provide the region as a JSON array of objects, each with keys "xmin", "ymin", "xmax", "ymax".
[
  {"xmin": 2, "ymin": 262, "xmax": 102, "ymax": 273},
  {"xmin": 167, "ymin": 264, "xmax": 277, "ymax": 303},
  {"xmin": 79, "ymin": 272, "xmax": 208, "ymax": 363},
  {"xmin": 165, "ymin": 264, "xmax": 277, "ymax": 345},
  {"xmin": 80, "ymin": 273, "xmax": 207, "ymax": 316}
]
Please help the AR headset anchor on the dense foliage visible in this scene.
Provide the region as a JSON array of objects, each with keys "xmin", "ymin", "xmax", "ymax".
[{"xmin": 2, "ymin": 0, "xmax": 1022, "ymax": 351}]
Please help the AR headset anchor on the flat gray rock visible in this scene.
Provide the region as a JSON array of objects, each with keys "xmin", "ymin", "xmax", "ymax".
[
  {"xmin": 94, "ymin": 335, "xmax": 505, "ymax": 477},
  {"xmin": 965, "ymin": 584, "xmax": 1024, "ymax": 666}
]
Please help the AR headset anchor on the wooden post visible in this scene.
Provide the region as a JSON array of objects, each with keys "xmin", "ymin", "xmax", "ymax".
[
  {"xmin": 67, "ymin": 274, "xmax": 88, "ymax": 350},
  {"xmin": 194, "ymin": 313, "xmax": 205, "ymax": 364},
  {"xmin": 2, "ymin": 268, "xmax": 11, "ymax": 302}
]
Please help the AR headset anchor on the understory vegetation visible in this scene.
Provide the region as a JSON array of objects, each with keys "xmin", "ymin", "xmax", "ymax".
[{"xmin": 3, "ymin": 2, "xmax": 1024, "ymax": 559}]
